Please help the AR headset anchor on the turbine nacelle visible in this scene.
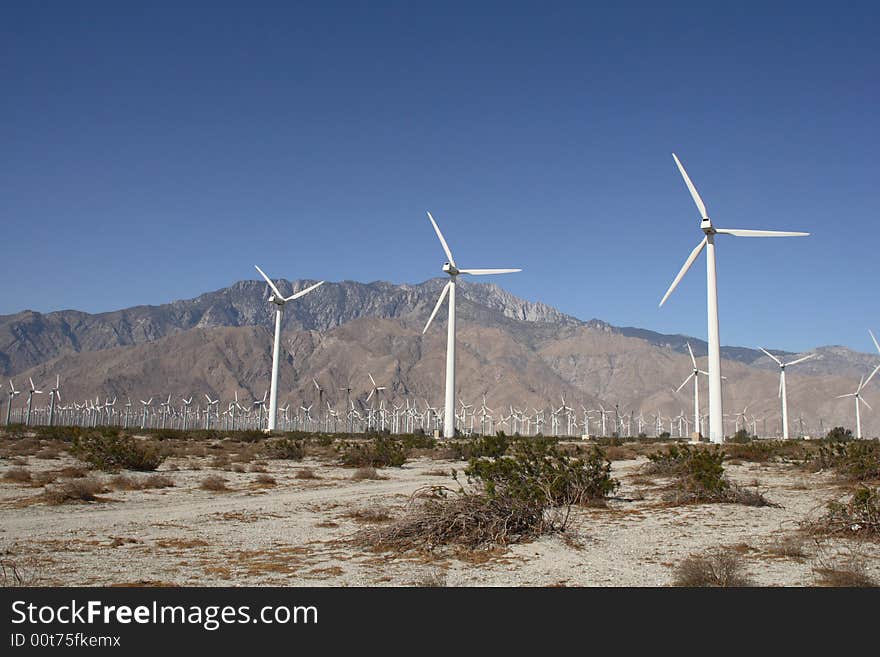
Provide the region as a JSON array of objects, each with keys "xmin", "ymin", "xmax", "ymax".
[{"xmin": 441, "ymin": 263, "xmax": 459, "ymax": 276}]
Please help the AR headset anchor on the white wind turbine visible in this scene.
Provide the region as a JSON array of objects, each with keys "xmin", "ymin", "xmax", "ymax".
[
  {"xmin": 25, "ymin": 378, "xmax": 43, "ymax": 426},
  {"xmin": 659, "ymin": 153, "xmax": 810, "ymax": 443},
  {"xmin": 422, "ymin": 211, "xmax": 521, "ymax": 438},
  {"xmin": 675, "ymin": 342, "xmax": 708, "ymax": 442},
  {"xmin": 254, "ymin": 265, "xmax": 324, "ymax": 432},
  {"xmin": 836, "ymin": 364, "xmax": 880, "ymax": 440},
  {"xmin": 760, "ymin": 348, "xmax": 816, "ymax": 440},
  {"xmin": 6, "ymin": 381, "xmax": 21, "ymax": 426}
]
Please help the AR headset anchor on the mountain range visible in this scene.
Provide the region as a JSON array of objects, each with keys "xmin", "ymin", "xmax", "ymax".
[{"xmin": 2, "ymin": 278, "xmax": 878, "ymax": 436}]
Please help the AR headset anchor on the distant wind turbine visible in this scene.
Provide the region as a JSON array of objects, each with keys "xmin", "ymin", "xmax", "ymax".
[
  {"xmin": 422, "ymin": 211, "xmax": 521, "ymax": 438},
  {"xmin": 760, "ymin": 348, "xmax": 815, "ymax": 440},
  {"xmin": 255, "ymin": 265, "xmax": 324, "ymax": 432},
  {"xmin": 836, "ymin": 364, "xmax": 880, "ymax": 440},
  {"xmin": 675, "ymin": 342, "xmax": 708, "ymax": 442},
  {"xmin": 659, "ymin": 153, "xmax": 810, "ymax": 443}
]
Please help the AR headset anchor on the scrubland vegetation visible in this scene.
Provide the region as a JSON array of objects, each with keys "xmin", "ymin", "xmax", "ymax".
[{"xmin": 0, "ymin": 425, "xmax": 877, "ymax": 586}]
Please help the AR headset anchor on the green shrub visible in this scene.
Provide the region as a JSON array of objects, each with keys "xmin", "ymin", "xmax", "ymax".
[
  {"xmin": 647, "ymin": 444, "xmax": 775, "ymax": 507},
  {"xmin": 261, "ymin": 437, "xmax": 305, "ymax": 460},
  {"xmin": 70, "ymin": 432, "xmax": 165, "ymax": 472},
  {"xmin": 825, "ymin": 427, "xmax": 854, "ymax": 442},
  {"xmin": 725, "ymin": 440, "xmax": 807, "ymax": 463},
  {"xmin": 810, "ymin": 440, "xmax": 880, "ymax": 481},
  {"xmin": 338, "ymin": 435, "xmax": 407, "ymax": 468},
  {"xmin": 464, "ymin": 441, "xmax": 619, "ymax": 506},
  {"xmin": 449, "ymin": 432, "xmax": 510, "ymax": 460},
  {"xmin": 726, "ymin": 429, "xmax": 753, "ymax": 444}
]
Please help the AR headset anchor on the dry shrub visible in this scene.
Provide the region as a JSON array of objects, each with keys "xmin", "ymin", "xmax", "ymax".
[
  {"xmin": 810, "ymin": 486, "xmax": 880, "ymax": 538},
  {"xmin": 255, "ymin": 473, "xmax": 276, "ymax": 487},
  {"xmin": 200, "ymin": 475, "xmax": 229, "ymax": 492},
  {"xmin": 813, "ymin": 548, "xmax": 877, "ymax": 587},
  {"xmin": 2, "ymin": 468, "xmax": 32, "ymax": 484},
  {"xmin": 351, "ymin": 466, "xmax": 386, "ymax": 481},
  {"xmin": 356, "ymin": 486, "xmax": 552, "ymax": 550},
  {"xmin": 249, "ymin": 463, "xmax": 268, "ymax": 473},
  {"xmin": 44, "ymin": 478, "xmax": 106, "ymax": 504},
  {"xmin": 672, "ymin": 547, "xmax": 754, "ymax": 587},
  {"xmin": 766, "ymin": 534, "xmax": 807, "ymax": 559},
  {"xmin": 35, "ymin": 448, "xmax": 61, "ymax": 460},
  {"xmin": 295, "ymin": 468, "xmax": 319, "ymax": 480},
  {"xmin": 58, "ymin": 466, "xmax": 89, "ymax": 478},
  {"xmin": 423, "ymin": 468, "xmax": 450, "ymax": 477},
  {"xmin": 604, "ymin": 445, "xmax": 637, "ymax": 461},
  {"xmin": 0, "ymin": 553, "xmax": 41, "ymax": 587},
  {"xmin": 231, "ymin": 464, "xmax": 247, "ymax": 473},
  {"xmin": 111, "ymin": 474, "xmax": 175, "ymax": 490},
  {"xmin": 413, "ymin": 569, "xmax": 447, "ymax": 587},
  {"xmin": 210, "ymin": 455, "xmax": 230, "ymax": 469},
  {"xmin": 344, "ymin": 505, "xmax": 392, "ymax": 523},
  {"xmin": 428, "ymin": 447, "xmax": 460, "ymax": 461}
]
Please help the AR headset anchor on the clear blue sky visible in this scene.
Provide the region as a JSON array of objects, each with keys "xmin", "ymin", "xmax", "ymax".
[{"xmin": 1, "ymin": 2, "xmax": 877, "ymax": 354}]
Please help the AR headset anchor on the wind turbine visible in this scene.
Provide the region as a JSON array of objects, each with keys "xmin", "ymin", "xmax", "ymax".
[
  {"xmin": 47, "ymin": 375, "xmax": 61, "ymax": 427},
  {"xmin": 659, "ymin": 153, "xmax": 809, "ymax": 443},
  {"xmin": 675, "ymin": 342, "xmax": 708, "ymax": 442},
  {"xmin": 254, "ymin": 265, "xmax": 324, "ymax": 432},
  {"xmin": 140, "ymin": 398, "xmax": 153, "ymax": 430},
  {"xmin": 6, "ymin": 381, "xmax": 21, "ymax": 426},
  {"xmin": 836, "ymin": 364, "xmax": 880, "ymax": 439},
  {"xmin": 422, "ymin": 211, "xmax": 521, "ymax": 438},
  {"xmin": 760, "ymin": 348, "xmax": 816, "ymax": 440},
  {"xmin": 25, "ymin": 378, "xmax": 43, "ymax": 426}
]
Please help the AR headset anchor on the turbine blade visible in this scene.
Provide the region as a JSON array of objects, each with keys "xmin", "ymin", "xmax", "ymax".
[
  {"xmin": 676, "ymin": 372, "xmax": 695, "ymax": 393},
  {"xmin": 759, "ymin": 347, "xmax": 783, "ymax": 366},
  {"xmin": 686, "ymin": 342, "xmax": 697, "ymax": 368},
  {"xmin": 861, "ymin": 363, "xmax": 880, "ymax": 390},
  {"xmin": 423, "ymin": 281, "xmax": 451, "ymax": 334},
  {"xmin": 254, "ymin": 265, "xmax": 284, "ymax": 299},
  {"xmin": 458, "ymin": 268, "xmax": 522, "ymax": 275},
  {"xmin": 870, "ymin": 329, "xmax": 880, "ymax": 355},
  {"xmin": 426, "ymin": 211, "xmax": 456, "ymax": 267},
  {"xmin": 714, "ymin": 228, "xmax": 810, "ymax": 238},
  {"xmin": 672, "ymin": 153, "xmax": 708, "ymax": 220},
  {"xmin": 288, "ymin": 280, "xmax": 324, "ymax": 301},
  {"xmin": 785, "ymin": 353, "xmax": 816, "ymax": 367},
  {"xmin": 860, "ymin": 397, "xmax": 873, "ymax": 411},
  {"xmin": 659, "ymin": 237, "xmax": 707, "ymax": 307}
]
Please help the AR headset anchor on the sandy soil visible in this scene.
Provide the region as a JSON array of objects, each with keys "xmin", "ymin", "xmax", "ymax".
[{"xmin": 1, "ymin": 446, "xmax": 878, "ymax": 587}]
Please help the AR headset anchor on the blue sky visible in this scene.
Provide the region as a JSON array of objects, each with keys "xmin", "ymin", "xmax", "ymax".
[{"xmin": 1, "ymin": 2, "xmax": 877, "ymax": 353}]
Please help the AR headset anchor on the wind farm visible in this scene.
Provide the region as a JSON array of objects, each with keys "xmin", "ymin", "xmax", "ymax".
[{"xmin": 2, "ymin": 3, "xmax": 878, "ymax": 593}]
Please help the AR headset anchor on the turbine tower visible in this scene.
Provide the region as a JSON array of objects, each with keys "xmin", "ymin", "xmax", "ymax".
[
  {"xmin": 254, "ymin": 265, "xmax": 324, "ymax": 433},
  {"xmin": 760, "ymin": 348, "xmax": 815, "ymax": 440},
  {"xmin": 422, "ymin": 211, "xmax": 521, "ymax": 438},
  {"xmin": 659, "ymin": 153, "xmax": 809, "ymax": 443}
]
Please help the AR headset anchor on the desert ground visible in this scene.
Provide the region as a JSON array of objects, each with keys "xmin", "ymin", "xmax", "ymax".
[{"xmin": 1, "ymin": 433, "xmax": 878, "ymax": 587}]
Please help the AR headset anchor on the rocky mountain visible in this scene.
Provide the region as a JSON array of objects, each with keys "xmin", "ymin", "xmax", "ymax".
[{"xmin": 2, "ymin": 278, "xmax": 879, "ymax": 436}]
